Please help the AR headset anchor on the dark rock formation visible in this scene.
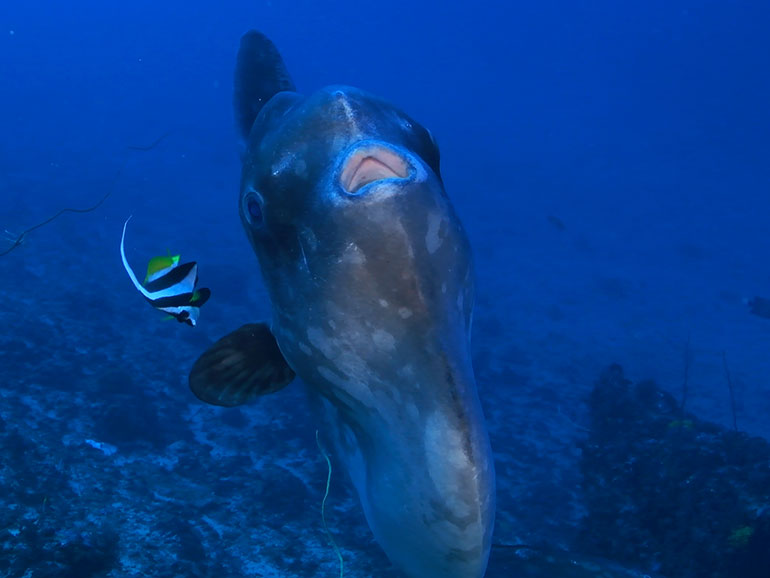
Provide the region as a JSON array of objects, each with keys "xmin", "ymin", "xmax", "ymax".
[{"xmin": 577, "ymin": 364, "xmax": 770, "ymax": 578}]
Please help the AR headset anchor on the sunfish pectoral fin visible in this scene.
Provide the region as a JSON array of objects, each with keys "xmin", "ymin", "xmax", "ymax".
[
  {"xmin": 188, "ymin": 323, "xmax": 295, "ymax": 407},
  {"xmin": 234, "ymin": 30, "xmax": 296, "ymax": 143}
]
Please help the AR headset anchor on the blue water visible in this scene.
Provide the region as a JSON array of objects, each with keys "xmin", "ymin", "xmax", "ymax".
[{"xmin": 1, "ymin": 1, "xmax": 768, "ymax": 577}]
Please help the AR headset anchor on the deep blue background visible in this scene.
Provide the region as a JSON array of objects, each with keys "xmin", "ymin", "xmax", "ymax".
[
  {"xmin": 1, "ymin": 1, "xmax": 769, "ymax": 575},
  {"xmin": 2, "ymin": 0, "xmax": 769, "ymax": 471}
]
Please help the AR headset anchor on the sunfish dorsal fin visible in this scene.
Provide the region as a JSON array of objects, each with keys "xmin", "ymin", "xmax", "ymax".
[
  {"xmin": 189, "ymin": 323, "xmax": 295, "ymax": 407},
  {"xmin": 234, "ymin": 30, "xmax": 296, "ymax": 142}
]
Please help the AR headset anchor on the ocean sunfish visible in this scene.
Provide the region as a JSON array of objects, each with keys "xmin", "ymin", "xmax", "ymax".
[{"xmin": 189, "ymin": 30, "xmax": 495, "ymax": 577}]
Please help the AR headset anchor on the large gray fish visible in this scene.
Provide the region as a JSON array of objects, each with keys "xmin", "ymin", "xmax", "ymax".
[{"xmin": 190, "ymin": 30, "xmax": 495, "ymax": 577}]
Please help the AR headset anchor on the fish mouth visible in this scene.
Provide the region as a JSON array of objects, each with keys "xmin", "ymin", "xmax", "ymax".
[{"xmin": 340, "ymin": 143, "xmax": 411, "ymax": 194}]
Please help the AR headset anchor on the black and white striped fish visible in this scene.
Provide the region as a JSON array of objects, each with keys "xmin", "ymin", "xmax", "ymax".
[{"xmin": 120, "ymin": 217, "xmax": 210, "ymax": 326}]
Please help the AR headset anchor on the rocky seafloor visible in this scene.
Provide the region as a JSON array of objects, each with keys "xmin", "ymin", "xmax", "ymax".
[
  {"xmin": 0, "ymin": 251, "xmax": 643, "ymax": 577},
  {"xmin": 3, "ymin": 257, "xmax": 767, "ymax": 578}
]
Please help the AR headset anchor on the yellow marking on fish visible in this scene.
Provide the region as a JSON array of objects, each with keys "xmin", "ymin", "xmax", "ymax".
[{"xmin": 144, "ymin": 253, "xmax": 180, "ymax": 283}]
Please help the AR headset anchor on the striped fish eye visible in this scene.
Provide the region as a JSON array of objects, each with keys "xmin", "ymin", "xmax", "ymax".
[{"xmin": 242, "ymin": 191, "xmax": 264, "ymax": 226}]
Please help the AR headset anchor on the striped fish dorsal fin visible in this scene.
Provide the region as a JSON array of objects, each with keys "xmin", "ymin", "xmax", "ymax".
[{"xmin": 145, "ymin": 254, "xmax": 180, "ymax": 284}]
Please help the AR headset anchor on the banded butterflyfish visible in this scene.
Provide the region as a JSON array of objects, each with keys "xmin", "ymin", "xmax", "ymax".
[{"xmin": 120, "ymin": 217, "xmax": 210, "ymax": 326}]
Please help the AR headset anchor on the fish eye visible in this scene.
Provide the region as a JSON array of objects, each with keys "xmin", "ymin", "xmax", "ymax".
[
  {"xmin": 248, "ymin": 199, "xmax": 262, "ymax": 220},
  {"xmin": 242, "ymin": 192, "xmax": 264, "ymax": 226}
]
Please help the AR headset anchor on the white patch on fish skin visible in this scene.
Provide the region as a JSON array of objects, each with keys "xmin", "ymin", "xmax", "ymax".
[
  {"xmin": 334, "ymin": 90, "xmax": 356, "ymax": 126},
  {"xmin": 298, "ymin": 341, "xmax": 312, "ymax": 355},
  {"xmin": 311, "ymin": 321, "xmax": 372, "ymax": 381},
  {"xmin": 398, "ymin": 307, "xmax": 413, "ymax": 319},
  {"xmin": 379, "ymin": 299, "xmax": 389, "ymax": 308},
  {"xmin": 441, "ymin": 282, "xmax": 447, "ymax": 294},
  {"xmin": 331, "ymin": 133, "xmax": 349, "ymax": 154},
  {"xmin": 271, "ymin": 152, "xmax": 294, "ymax": 177},
  {"xmin": 425, "ymin": 213, "xmax": 444, "ymax": 254},
  {"xmin": 372, "ymin": 329, "xmax": 395, "ymax": 351},
  {"xmin": 336, "ymin": 345, "xmax": 359, "ymax": 369},
  {"xmin": 340, "ymin": 241, "xmax": 366, "ymax": 265},
  {"xmin": 318, "ymin": 361, "xmax": 377, "ymax": 409},
  {"xmin": 307, "ymin": 327, "xmax": 337, "ymax": 359},
  {"xmin": 424, "ymin": 411, "xmax": 473, "ymax": 520},
  {"xmin": 318, "ymin": 365, "xmax": 343, "ymax": 386},
  {"xmin": 328, "ymin": 319, "xmax": 337, "ymax": 330}
]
